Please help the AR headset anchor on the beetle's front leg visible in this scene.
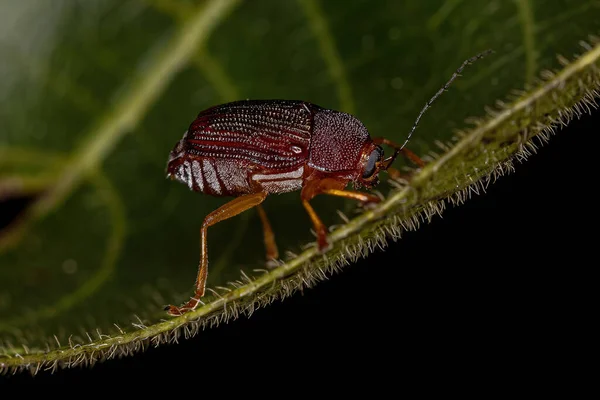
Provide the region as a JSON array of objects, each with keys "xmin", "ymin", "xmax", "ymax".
[
  {"xmin": 320, "ymin": 188, "xmax": 381, "ymax": 206},
  {"xmin": 372, "ymin": 137, "xmax": 425, "ymax": 168}
]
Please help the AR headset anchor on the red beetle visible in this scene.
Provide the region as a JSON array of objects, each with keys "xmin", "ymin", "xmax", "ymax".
[{"xmin": 165, "ymin": 51, "xmax": 490, "ymax": 315}]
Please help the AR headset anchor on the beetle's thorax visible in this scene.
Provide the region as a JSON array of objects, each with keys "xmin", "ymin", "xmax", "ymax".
[{"xmin": 308, "ymin": 109, "xmax": 371, "ymax": 178}]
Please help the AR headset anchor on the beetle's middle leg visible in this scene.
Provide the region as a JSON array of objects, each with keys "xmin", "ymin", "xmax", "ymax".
[
  {"xmin": 256, "ymin": 204, "xmax": 279, "ymax": 266},
  {"xmin": 301, "ymin": 178, "xmax": 381, "ymax": 252},
  {"xmin": 166, "ymin": 191, "xmax": 268, "ymax": 316}
]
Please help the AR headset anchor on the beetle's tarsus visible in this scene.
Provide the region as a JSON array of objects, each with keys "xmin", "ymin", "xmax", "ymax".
[
  {"xmin": 166, "ymin": 305, "xmax": 184, "ymax": 316},
  {"xmin": 166, "ymin": 297, "xmax": 201, "ymax": 316},
  {"xmin": 360, "ymin": 194, "xmax": 382, "ymax": 209},
  {"xmin": 316, "ymin": 231, "xmax": 331, "ymax": 253},
  {"xmin": 317, "ymin": 242, "xmax": 333, "ymax": 253},
  {"xmin": 166, "ymin": 305, "xmax": 192, "ymax": 316}
]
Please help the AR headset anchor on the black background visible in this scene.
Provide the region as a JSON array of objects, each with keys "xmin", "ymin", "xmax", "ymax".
[{"xmin": 2, "ymin": 107, "xmax": 596, "ymax": 385}]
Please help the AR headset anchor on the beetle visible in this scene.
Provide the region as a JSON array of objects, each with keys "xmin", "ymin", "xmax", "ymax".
[{"xmin": 165, "ymin": 51, "xmax": 491, "ymax": 316}]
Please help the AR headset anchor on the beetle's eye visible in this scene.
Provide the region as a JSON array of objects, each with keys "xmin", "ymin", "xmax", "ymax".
[{"xmin": 362, "ymin": 146, "xmax": 384, "ymax": 179}]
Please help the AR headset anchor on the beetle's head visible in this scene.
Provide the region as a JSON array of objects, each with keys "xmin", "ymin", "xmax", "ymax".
[{"xmin": 356, "ymin": 141, "xmax": 400, "ymax": 189}]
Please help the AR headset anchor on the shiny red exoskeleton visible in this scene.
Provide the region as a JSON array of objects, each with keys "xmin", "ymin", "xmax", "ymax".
[{"xmin": 165, "ymin": 51, "xmax": 490, "ymax": 316}]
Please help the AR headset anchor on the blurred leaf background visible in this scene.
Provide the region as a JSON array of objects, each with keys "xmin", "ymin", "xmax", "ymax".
[{"xmin": 0, "ymin": 0, "xmax": 599, "ymax": 372}]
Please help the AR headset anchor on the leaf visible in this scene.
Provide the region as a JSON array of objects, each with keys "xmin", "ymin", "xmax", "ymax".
[{"xmin": 1, "ymin": 0, "xmax": 599, "ymax": 374}]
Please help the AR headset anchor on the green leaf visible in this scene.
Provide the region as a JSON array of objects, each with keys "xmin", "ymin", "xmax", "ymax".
[{"xmin": 1, "ymin": 0, "xmax": 599, "ymax": 374}]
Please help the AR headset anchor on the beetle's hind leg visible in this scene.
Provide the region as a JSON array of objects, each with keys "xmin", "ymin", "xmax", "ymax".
[
  {"xmin": 256, "ymin": 204, "xmax": 279, "ymax": 267},
  {"xmin": 166, "ymin": 191, "xmax": 268, "ymax": 316}
]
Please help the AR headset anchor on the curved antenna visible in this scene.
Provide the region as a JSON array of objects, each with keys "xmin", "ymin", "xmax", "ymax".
[{"xmin": 398, "ymin": 49, "xmax": 493, "ymax": 152}]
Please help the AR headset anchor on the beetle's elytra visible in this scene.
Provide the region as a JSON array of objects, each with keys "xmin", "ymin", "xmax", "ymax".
[{"xmin": 166, "ymin": 51, "xmax": 491, "ymax": 316}]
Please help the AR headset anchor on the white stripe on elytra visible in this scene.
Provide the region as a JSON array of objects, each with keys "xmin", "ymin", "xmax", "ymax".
[
  {"xmin": 252, "ymin": 166, "xmax": 304, "ymax": 182},
  {"xmin": 260, "ymin": 179, "xmax": 302, "ymax": 193}
]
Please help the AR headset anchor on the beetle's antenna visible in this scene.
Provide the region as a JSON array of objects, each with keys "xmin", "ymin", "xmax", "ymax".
[{"xmin": 398, "ymin": 49, "xmax": 493, "ymax": 152}]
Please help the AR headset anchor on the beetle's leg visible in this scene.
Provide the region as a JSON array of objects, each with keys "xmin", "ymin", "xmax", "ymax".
[
  {"xmin": 386, "ymin": 167, "xmax": 403, "ymax": 180},
  {"xmin": 373, "ymin": 137, "xmax": 425, "ymax": 168},
  {"xmin": 256, "ymin": 204, "xmax": 279, "ymax": 266},
  {"xmin": 320, "ymin": 189, "xmax": 381, "ymax": 205},
  {"xmin": 166, "ymin": 191, "xmax": 268, "ymax": 316},
  {"xmin": 301, "ymin": 178, "xmax": 341, "ymax": 252},
  {"xmin": 399, "ymin": 147, "xmax": 425, "ymax": 168},
  {"xmin": 301, "ymin": 199, "xmax": 330, "ymax": 252},
  {"xmin": 301, "ymin": 178, "xmax": 381, "ymax": 252},
  {"xmin": 301, "ymin": 190, "xmax": 380, "ymax": 251}
]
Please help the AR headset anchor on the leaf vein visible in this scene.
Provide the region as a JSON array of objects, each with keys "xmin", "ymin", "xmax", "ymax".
[
  {"xmin": 515, "ymin": 0, "xmax": 537, "ymax": 85},
  {"xmin": 29, "ymin": 0, "xmax": 241, "ymax": 219},
  {"xmin": 298, "ymin": 0, "xmax": 355, "ymax": 114}
]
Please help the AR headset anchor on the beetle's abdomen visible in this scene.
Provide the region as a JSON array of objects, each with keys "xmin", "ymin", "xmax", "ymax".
[
  {"xmin": 168, "ymin": 148, "xmax": 305, "ymax": 196},
  {"xmin": 169, "ymin": 154, "xmax": 253, "ymax": 196}
]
